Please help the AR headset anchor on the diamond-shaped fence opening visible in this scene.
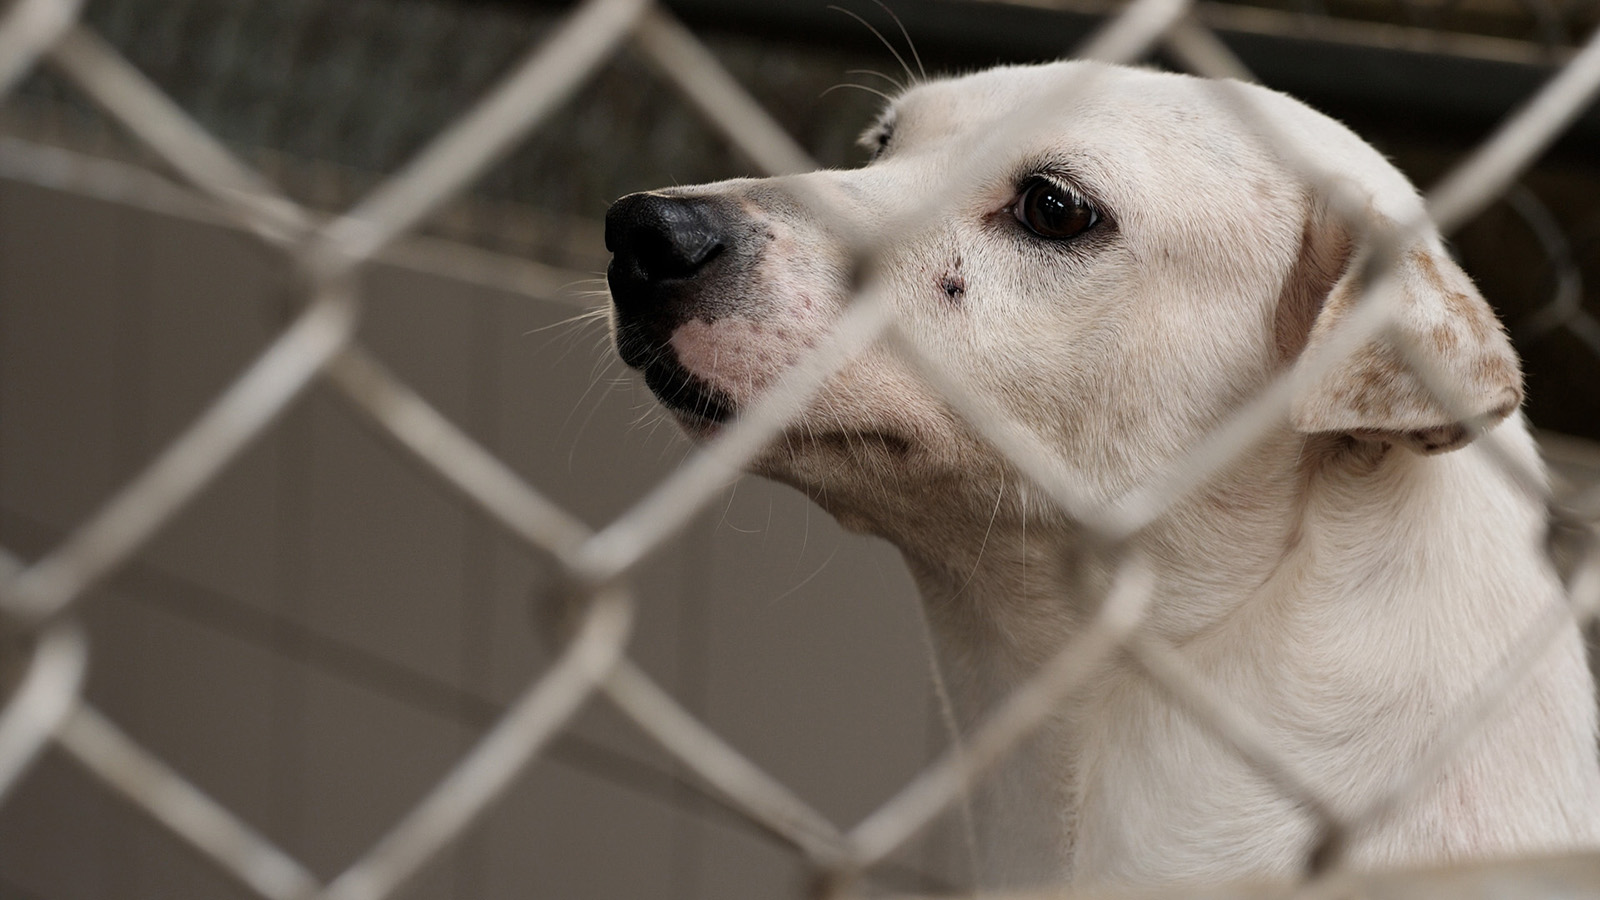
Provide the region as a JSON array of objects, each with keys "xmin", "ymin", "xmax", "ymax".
[{"xmin": 1, "ymin": 0, "xmax": 1599, "ymax": 898}]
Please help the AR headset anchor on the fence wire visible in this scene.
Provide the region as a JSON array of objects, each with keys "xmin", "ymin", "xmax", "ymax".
[{"xmin": 1, "ymin": 0, "xmax": 1600, "ymax": 898}]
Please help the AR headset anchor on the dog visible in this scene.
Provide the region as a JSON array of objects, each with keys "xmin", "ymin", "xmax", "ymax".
[{"xmin": 604, "ymin": 60, "xmax": 1600, "ymax": 890}]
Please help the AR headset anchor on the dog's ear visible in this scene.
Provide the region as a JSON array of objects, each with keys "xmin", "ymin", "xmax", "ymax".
[{"xmin": 1278, "ymin": 204, "xmax": 1522, "ymax": 455}]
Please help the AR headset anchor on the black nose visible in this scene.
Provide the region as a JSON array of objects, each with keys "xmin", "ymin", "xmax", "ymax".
[{"xmin": 606, "ymin": 193, "xmax": 726, "ymax": 285}]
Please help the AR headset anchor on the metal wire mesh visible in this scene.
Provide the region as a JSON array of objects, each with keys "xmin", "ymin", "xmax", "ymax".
[{"xmin": 1, "ymin": 0, "xmax": 1600, "ymax": 897}]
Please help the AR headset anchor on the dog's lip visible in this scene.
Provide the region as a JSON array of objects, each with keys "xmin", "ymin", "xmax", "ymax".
[
  {"xmin": 642, "ymin": 361, "xmax": 738, "ymax": 424},
  {"xmin": 666, "ymin": 408, "xmax": 917, "ymax": 458},
  {"xmin": 629, "ymin": 350, "xmax": 914, "ymax": 456}
]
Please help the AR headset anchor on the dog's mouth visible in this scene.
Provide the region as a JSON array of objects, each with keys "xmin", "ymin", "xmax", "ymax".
[
  {"xmin": 615, "ymin": 322, "xmax": 738, "ymax": 427},
  {"xmin": 640, "ymin": 357, "xmax": 738, "ymax": 426},
  {"xmin": 642, "ymin": 366, "xmax": 914, "ymax": 458},
  {"xmin": 625, "ymin": 340, "xmax": 915, "ymax": 458}
]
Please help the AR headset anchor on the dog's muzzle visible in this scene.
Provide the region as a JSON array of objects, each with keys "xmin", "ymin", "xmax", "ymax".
[{"xmin": 607, "ymin": 192, "xmax": 742, "ymax": 423}]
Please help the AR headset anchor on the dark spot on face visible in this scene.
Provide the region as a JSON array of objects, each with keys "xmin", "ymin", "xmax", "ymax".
[
  {"xmin": 942, "ymin": 274, "xmax": 966, "ymax": 302},
  {"xmin": 941, "ymin": 258, "xmax": 966, "ymax": 303}
]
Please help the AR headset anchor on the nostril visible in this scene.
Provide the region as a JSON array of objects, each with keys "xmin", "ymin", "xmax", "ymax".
[
  {"xmin": 607, "ymin": 192, "xmax": 729, "ymax": 285},
  {"xmin": 632, "ymin": 225, "xmax": 723, "ymax": 281}
]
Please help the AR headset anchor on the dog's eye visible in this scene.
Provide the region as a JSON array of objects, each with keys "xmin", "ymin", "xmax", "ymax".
[{"xmin": 1013, "ymin": 177, "xmax": 1099, "ymax": 240}]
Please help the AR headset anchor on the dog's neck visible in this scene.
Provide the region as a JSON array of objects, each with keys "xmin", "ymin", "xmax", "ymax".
[
  {"xmin": 865, "ymin": 425, "xmax": 1600, "ymax": 889},
  {"xmin": 892, "ymin": 434, "xmax": 1321, "ymax": 695},
  {"xmin": 902, "ymin": 520, "xmax": 1090, "ymax": 703},
  {"xmin": 881, "ymin": 435, "xmax": 1440, "ymax": 886}
]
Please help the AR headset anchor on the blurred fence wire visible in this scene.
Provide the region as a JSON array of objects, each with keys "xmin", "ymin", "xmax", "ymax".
[{"xmin": 2, "ymin": 0, "xmax": 1600, "ymax": 898}]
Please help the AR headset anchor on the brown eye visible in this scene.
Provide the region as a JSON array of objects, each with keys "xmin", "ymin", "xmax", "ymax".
[{"xmin": 1014, "ymin": 177, "xmax": 1099, "ymax": 240}]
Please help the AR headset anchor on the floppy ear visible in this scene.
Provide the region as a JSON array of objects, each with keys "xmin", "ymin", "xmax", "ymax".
[{"xmin": 1279, "ymin": 204, "xmax": 1523, "ymax": 455}]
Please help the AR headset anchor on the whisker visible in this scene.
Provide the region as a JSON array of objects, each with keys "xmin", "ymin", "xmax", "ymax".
[
  {"xmin": 867, "ymin": 0, "xmax": 926, "ymax": 83},
  {"xmin": 845, "ymin": 67, "xmax": 906, "ymax": 93},
  {"xmin": 523, "ymin": 305, "xmax": 612, "ymax": 336},
  {"xmin": 828, "ymin": 4, "xmax": 918, "ymax": 87},
  {"xmin": 822, "ymin": 82, "xmax": 898, "ymax": 105},
  {"xmin": 560, "ymin": 275, "xmax": 610, "ymax": 292}
]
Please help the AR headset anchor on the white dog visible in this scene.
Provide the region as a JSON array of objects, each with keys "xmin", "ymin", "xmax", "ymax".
[{"xmin": 605, "ymin": 61, "xmax": 1600, "ymax": 890}]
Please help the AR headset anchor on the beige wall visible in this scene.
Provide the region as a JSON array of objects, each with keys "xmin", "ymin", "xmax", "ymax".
[{"xmin": 0, "ymin": 177, "xmax": 957, "ymax": 899}]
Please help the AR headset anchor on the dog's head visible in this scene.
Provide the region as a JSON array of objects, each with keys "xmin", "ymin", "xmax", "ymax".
[{"xmin": 606, "ymin": 61, "xmax": 1521, "ymax": 541}]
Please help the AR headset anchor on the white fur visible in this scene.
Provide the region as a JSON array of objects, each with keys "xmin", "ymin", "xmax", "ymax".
[{"xmin": 610, "ymin": 61, "xmax": 1600, "ymax": 890}]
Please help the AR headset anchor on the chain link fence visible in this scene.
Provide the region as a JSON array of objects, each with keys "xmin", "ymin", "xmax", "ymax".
[{"xmin": 1, "ymin": 0, "xmax": 1600, "ymax": 897}]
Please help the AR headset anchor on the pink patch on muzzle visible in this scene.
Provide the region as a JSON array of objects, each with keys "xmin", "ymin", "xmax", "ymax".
[{"xmin": 670, "ymin": 318, "xmax": 799, "ymax": 402}]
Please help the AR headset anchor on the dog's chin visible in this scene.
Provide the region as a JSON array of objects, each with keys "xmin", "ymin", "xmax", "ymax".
[
  {"xmin": 666, "ymin": 408, "xmax": 726, "ymax": 441},
  {"xmin": 642, "ymin": 360, "xmax": 737, "ymax": 435},
  {"xmin": 649, "ymin": 385, "xmax": 971, "ymax": 540},
  {"xmin": 663, "ymin": 403, "xmax": 917, "ymax": 464},
  {"xmin": 643, "ymin": 366, "xmax": 916, "ymax": 459}
]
